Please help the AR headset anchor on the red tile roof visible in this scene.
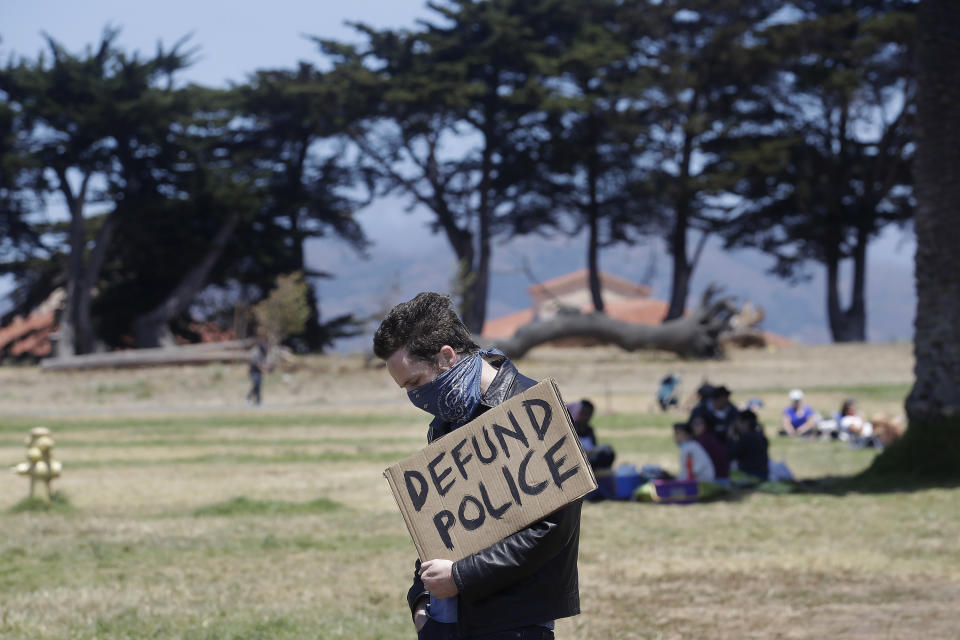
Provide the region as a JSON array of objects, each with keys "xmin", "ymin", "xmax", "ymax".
[
  {"xmin": 528, "ymin": 268, "xmax": 651, "ymax": 300},
  {"xmin": 481, "ymin": 298, "xmax": 670, "ymax": 339},
  {"xmin": 482, "ymin": 308, "xmax": 536, "ymax": 340}
]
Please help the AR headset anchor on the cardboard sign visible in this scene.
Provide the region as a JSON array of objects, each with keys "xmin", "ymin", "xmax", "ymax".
[{"xmin": 384, "ymin": 379, "xmax": 597, "ymax": 562}]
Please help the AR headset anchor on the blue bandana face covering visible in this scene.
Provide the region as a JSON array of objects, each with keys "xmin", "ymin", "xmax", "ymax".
[{"xmin": 407, "ymin": 349, "xmax": 499, "ymax": 427}]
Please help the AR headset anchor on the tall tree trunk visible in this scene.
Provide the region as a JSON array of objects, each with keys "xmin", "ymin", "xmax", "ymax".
[
  {"xmin": 664, "ymin": 128, "xmax": 696, "ymax": 321},
  {"xmin": 867, "ymin": 0, "xmax": 960, "ymax": 481},
  {"xmin": 58, "ymin": 169, "xmax": 94, "ymax": 355},
  {"xmin": 446, "ymin": 220, "xmax": 476, "ymax": 332},
  {"xmin": 463, "ymin": 138, "xmax": 493, "ymax": 334},
  {"xmin": 288, "ymin": 141, "xmax": 327, "ymax": 350},
  {"xmin": 825, "ymin": 245, "xmax": 842, "ymax": 340},
  {"xmin": 586, "ymin": 163, "xmax": 604, "ymax": 313},
  {"xmin": 848, "ymin": 226, "xmax": 868, "ymax": 341},
  {"xmin": 825, "ymin": 231, "xmax": 867, "ymax": 343},
  {"xmin": 133, "ymin": 213, "xmax": 240, "ymax": 348},
  {"xmin": 469, "ymin": 221, "xmax": 491, "ymax": 335},
  {"xmin": 905, "ymin": 0, "xmax": 960, "ymax": 422},
  {"xmin": 461, "ymin": 114, "xmax": 495, "ymax": 334},
  {"xmin": 664, "ymin": 208, "xmax": 690, "ymax": 322}
]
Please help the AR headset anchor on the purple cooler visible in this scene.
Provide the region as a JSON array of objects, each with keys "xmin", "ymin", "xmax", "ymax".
[{"xmin": 651, "ymin": 479, "xmax": 699, "ymax": 504}]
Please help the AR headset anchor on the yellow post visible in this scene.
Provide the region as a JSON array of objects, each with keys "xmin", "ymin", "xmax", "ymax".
[{"xmin": 13, "ymin": 427, "xmax": 61, "ymax": 502}]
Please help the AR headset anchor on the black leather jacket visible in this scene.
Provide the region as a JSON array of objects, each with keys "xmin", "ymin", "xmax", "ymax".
[{"xmin": 406, "ymin": 353, "xmax": 582, "ymax": 637}]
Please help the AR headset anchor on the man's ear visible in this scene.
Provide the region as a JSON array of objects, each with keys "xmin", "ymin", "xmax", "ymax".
[{"xmin": 437, "ymin": 345, "xmax": 457, "ymax": 370}]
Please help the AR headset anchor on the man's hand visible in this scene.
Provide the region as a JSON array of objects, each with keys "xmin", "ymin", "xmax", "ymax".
[{"xmin": 419, "ymin": 559, "xmax": 458, "ymax": 598}]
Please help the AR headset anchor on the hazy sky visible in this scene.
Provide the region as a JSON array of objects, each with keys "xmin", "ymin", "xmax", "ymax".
[{"xmin": 2, "ymin": 0, "xmax": 431, "ymax": 86}]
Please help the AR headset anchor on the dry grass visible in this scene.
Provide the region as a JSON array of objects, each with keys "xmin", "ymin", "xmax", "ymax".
[{"xmin": 3, "ymin": 342, "xmax": 958, "ymax": 639}]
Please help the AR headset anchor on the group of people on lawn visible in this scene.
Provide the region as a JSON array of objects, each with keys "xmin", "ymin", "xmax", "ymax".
[
  {"xmin": 570, "ymin": 384, "xmax": 771, "ymax": 486},
  {"xmin": 674, "ymin": 384, "xmax": 770, "ymax": 484},
  {"xmin": 572, "ymin": 380, "xmax": 900, "ymax": 489}
]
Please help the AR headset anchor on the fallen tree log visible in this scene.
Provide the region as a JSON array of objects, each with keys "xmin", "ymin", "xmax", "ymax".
[
  {"xmin": 41, "ymin": 339, "xmax": 256, "ymax": 371},
  {"xmin": 490, "ymin": 287, "xmax": 736, "ymax": 359}
]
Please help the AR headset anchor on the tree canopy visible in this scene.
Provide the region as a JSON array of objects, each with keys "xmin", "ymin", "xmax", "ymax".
[{"xmin": 0, "ymin": 2, "xmax": 918, "ymax": 355}]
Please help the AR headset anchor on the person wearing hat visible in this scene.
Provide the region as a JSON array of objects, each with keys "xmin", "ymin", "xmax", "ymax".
[
  {"xmin": 781, "ymin": 389, "xmax": 818, "ymax": 437},
  {"xmin": 689, "ymin": 384, "xmax": 738, "ymax": 443}
]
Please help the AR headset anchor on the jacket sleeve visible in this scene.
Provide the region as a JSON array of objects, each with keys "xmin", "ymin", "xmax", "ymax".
[
  {"xmin": 406, "ymin": 558, "xmax": 427, "ymax": 620},
  {"xmin": 451, "ymin": 499, "xmax": 580, "ymax": 603}
]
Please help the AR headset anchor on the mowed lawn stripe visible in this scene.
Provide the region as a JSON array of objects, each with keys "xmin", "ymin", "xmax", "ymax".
[
  {"xmin": 0, "ymin": 412, "xmax": 422, "ymax": 434},
  {"xmin": 64, "ymin": 449, "xmax": 417, "ymax": 468},
  {"xmin": 0, "ymin": 435, "xmax": 420, "ymax": 448}
]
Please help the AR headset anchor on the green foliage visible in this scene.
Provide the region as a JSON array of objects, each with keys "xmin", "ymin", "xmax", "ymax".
[
  {"xmin": 0, "ymin": 31, "xmax": 368, "ymax": 352},
  {"xmin": 333, "ymin": 0, "xmax": 577, "ymax": 330},
  {"xmin": 712, "ymin": 1, "xmax": 916, "ymax": 340},
  {"xmin": 193, "ymin": 496, "xmax": 343, "ymax": 517},
  {"xmin": 253, "ymin": 271, "xmax": 311, "ymax": 344},
  {"xmin": 0, "ymin": 28, "xmax": 196, "ymax": 353},
  {"xmin": 0, "ymin": 5, "xmax": 919, "ymax": 352}
]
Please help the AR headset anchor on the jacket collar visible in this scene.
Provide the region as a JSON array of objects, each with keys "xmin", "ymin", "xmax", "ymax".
[{"xmin": 427, "ymin": 352, "xmax": 516, "ymax": 441}]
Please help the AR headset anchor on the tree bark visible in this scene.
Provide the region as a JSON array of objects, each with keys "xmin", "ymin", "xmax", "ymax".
[
  {"xmin": 133, "ymin": 213, "xmax": 240, "ymax": 348},
  {"xmin": 825, "ymin": 230, "xmax": 867, "ymax": 343},
  {"xmin": 586, "ymin": 161, "xmax": 604, "ymax": 313},
  {"xmin": 905, "ymin": 0, "xmax": 960, "ymax": 422},
  {"xmin": 461, "ymin": 108, "xmax": 495, "ymax": 334},
  {"xmin": 492, "ymin": 287, "xmax": 735, "ymax": 360},
  {"xmin": 58, "ymin": 169, "xmax": 94, "ymax": 355},
  {"xmin": 664, "ymin": 127, "xmax": 696, "ymax": 321},
  {"xmin": 848, "ymin": 226, "xmax": 868, "ymax": 340}
]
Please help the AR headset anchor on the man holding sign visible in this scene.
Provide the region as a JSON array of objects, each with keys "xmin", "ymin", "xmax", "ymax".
[{"xmin": 374, "ymin": 293, "xmax": 583, "ymax": 640}]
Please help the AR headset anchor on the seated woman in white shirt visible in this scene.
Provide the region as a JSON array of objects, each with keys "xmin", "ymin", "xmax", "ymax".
[{"xmin": 673, "ymin": 422, "xmax": 716, "ymax": 482}]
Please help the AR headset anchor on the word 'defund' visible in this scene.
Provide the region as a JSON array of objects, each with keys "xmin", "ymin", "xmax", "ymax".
[{"xmin": 384, "ymin": 379, "xmax": 597, "ymax": 562}]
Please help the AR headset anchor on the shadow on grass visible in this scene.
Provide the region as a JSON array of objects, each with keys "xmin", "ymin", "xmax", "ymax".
[
  {"xmin": 790, "ymin": 474, "xmax": 960, "ymax": 496},
  {"xmin": 7, "ymin": 492, "xmax": 76, "ymax": 514},
  {"xmin": 794, "ymin": 417, "xmax": 960, "ymax": 495}
]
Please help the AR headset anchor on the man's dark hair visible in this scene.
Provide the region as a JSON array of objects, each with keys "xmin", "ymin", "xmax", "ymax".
[
  {"xmin": 673, "ymin": 421, "xmax": 694, "ymax": 436},
  {"xmin": 738, "ymin": 409, "xmax": 759, "ymax": 431},
  {"xmin": 580, "ymin": 399, "xmax": 595, "ymax": 414},
  {"xmin": 373, "ymin": 292, "xmax": 480, "ymax": 362}
]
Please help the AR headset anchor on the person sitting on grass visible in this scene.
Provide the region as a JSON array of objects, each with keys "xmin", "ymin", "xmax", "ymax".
[
  {"xmin": 683, "ymin": 381, "xmax": 714, "ymax": 413},
  {"xmin": 726, "ymin": 410, "xmax": 770, "ymax": 481},
  {"xmin": 780, "ymin": 388, "xmax": 818, "ymax": 437},
  {"xmin": 569, "ymin": 399, "xmax": 615, "ymax": 470},
  {"xmin": 673, "ymin": 422, "xmax": 715, "ymax": 482},
  {"xmin": 691, "ymin": 415, "xmax": 730, "ymax": 483},
  {"xmin": 838, "ymin": 398, "xmax": 877, "ymax": 448},
  {"xmin": 689, "ymin": 385, "xmax": 738, "ymax": 443}
]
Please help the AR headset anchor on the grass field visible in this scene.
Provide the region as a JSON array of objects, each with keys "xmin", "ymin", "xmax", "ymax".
[{"xmin": 2, "ymin": 343, "xmax": 959, "ymax": 639}]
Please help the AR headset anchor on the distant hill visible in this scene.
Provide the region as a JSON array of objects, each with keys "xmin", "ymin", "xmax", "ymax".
[{"xmin": 309, "ymin": 205, "xmax": 915, "ymax": 352}]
